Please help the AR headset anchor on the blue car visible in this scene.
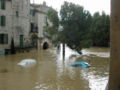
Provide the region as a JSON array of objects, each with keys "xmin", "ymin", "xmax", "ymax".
[{"xmin": 71, "ymin": 61, "xmax": 91, "ymax": 68}]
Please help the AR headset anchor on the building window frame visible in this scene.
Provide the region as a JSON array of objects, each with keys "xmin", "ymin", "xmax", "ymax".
[
  {"xmin": 0, "ymin": 0, "xmax": 6, "ymax": 10},
  {"xmin": 16, "ymin": 11, "xmax": 19, "ymax": 17},
  {"xmin": 0, "ymin": 15, "xmax": 6, "ymax": 26},
  {"xmin": 0, "ymin": 34, "xmax": 8, "ymax": 44},
  {"xmin": 30, "ymin": 9, "xmax": 35, "ymax": 16}
]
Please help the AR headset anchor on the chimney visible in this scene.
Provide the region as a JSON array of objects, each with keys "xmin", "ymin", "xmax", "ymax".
[{"xmin": 43, "ymin": 1, "xmax": 46, "ymax": 6}]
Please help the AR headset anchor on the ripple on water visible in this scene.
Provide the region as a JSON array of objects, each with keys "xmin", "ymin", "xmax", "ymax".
[{"xmin": 0, "ymin": 46, "xmax": 109, "ymax": 90}]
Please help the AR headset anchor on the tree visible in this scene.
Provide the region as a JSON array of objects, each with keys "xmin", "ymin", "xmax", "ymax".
[
  {"xmin": 90, "ymin": 12, "xmax": 110, "ymax": 47},
  {"xmin": 44, "ymin": 8, "xmax": 59, "ymax": 45},
  {"xmin": 60, "ymin": 2, "xmax": 92, "ymax": 54}
]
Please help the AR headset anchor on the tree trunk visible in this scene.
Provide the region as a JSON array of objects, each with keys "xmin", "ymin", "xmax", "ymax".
[{"xmin": 62, "ymin": 43, "xmax": 65, "ymax": 60}]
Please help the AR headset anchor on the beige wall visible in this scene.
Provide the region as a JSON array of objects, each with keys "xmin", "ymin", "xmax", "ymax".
[
  {"xmin": 37, "ymin": 13, "xmax": 46, "ymax": 38},
  {"xmin": 0, "ymin": 1, "xmax": 12, "ymax": 49},
  {"xmin": 30, "ymin": 4, "xmax": 52, "ymax": 39},
  {"xmin": 12, "ymin": 0, "xmax": 30, "ymax": 47}
]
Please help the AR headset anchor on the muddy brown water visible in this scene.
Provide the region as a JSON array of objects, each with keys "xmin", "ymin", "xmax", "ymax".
[{"xmin": 0, "ymin": 46, "xmax": 109, "ymax": 90}]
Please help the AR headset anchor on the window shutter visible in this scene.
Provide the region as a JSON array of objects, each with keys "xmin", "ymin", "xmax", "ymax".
[
  {"xmin": 0, "ymin": 34, "xmax": 4, "ymax": 44},
  {"xmin": 4, "ymin": 34, "xmax": 8, "ymax": 44},
  {"xmin": 0, "ymin": 34, "xmax": 8, "ymax": 44},
  {"xmin": 1, "ymin": 0, "xmax": 6, "ymax": 10},
  {"xmin": 0, "ymin": 0, "xmax": 1, "ymax": 9},
  {"xmin": 1, "ymin": 16, "xmax": 6, "ymax": 26},
  {"xmin": 0, "ymin": 34, "xmax": 2, "ymax": 44},
  {"xmin": 0, "ymin": 16, "xmax": 2, "ymax": 26}
]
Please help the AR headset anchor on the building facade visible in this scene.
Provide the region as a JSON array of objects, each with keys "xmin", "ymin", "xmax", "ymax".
[
  {"xmin": 0, "ymin": 1, "xmax": 52, "ymax": 54},
  {"xmin": 12, "ymin": 0, "xmax": 30, "ymax": 48},
  {"xmin": 0, "ymin": 0, "xmax": 30, "ymax": 54},
  {"xmin": 0, "ymin": 0, "xmax": 12, "ymax": 54},
  {"xmin": 30, "ymin": 2, "xmax": 52, "ymax": 48}
]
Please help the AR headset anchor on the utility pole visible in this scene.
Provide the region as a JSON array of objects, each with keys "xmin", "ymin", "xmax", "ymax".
[{"xmin": 107, "ymin": 0, "xmax": 120, "ymax": 90}]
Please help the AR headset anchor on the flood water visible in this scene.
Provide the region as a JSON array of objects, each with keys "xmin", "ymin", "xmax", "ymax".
[{"xmin": 0, "ymin": 46, "xmax": 110, "ymax": 90}]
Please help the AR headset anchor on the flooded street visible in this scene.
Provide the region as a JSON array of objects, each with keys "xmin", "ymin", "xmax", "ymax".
[{"xmin": 0, "ymin": 46, "xmax": 109, "ymax": 90}]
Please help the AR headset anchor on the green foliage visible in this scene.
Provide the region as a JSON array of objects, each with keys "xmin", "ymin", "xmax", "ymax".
[
  {"xmin": 47, "ymin": 8, "xmax": 59, "ymax": 28},
  {"xmin": 90, "ymin": 12, "xmax": 110, "ymax": 47},
  {"xmin": 44, "ymin": 8, "xmax": 59, "ymax": 45},
  {"xmin": 60, "ymin": 1, "xmax": 92, "ymax": 54},
  {"xmin": 45, "ymin": 1, "xmax": 110, "ymax": 54}
]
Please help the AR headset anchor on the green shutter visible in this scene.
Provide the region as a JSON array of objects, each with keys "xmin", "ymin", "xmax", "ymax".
[
  {"xmin": 0, "ymin": 34, "xmax": 4, "ymax": 44},
  {"xmin": 0, "ymin": 34, "xmax": 2, "ymax": 44},
  {"xmin": 20, "ymin": 35, "xmax": 24, "ymax": 48},
  {"xmin": 1, "ymin": 16, "xmax": 6, "ymax": 26},
  {"xmin": 0, "ymin": 16, "xmax": 2, "ymax": 26},
  {"xmin": 0, "ymin": 0, "xmax": 1, "ymax": 9},
  {"xmin": 1, "ymin": 0, "xmax": 5, "ymax": 10},
  {"xmin": 31, "ymin": 9, "xmax": 35, "ymax": 16},
  {"xmin": 4, "ymin": 34, "xmax": 8, "ymax": 44},
  {"xmin": 0, "ymin": 34, "xmax": 8, "ymax": 44}
]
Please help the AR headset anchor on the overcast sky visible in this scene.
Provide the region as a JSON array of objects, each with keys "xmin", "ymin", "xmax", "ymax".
[{"xmin": 31, "ymin": 0, "xmax": 110, "ymax": 15}]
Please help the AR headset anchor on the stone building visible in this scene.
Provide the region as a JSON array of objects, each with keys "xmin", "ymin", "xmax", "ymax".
[
  {"xmin": 30, "ymin": 2, "xmax": 52, "ymax": 49},
  {"xmin": 0, "ymin": 1, "xmax": 52, "ymax": 54},
  {"xmin": 0, "ymin": 0, "xmax": 12, "ymax": 54},
  {"xmin": 12, "ymin": 0, "xmax": 30, "ymax": 48},
  {"xmin": 0, "ymin": 0, "xmax": 30, "ymax": 54}
]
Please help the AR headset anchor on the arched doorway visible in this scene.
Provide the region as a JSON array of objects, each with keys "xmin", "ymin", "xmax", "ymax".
[{"xmin": 43, "ymin": 42, "xmax": 49, "ymax": 50}]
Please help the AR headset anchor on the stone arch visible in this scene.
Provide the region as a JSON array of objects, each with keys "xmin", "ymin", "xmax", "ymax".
[{"xmin": 43, "ymin": 41, "xmax": 49, "ymax": 50}]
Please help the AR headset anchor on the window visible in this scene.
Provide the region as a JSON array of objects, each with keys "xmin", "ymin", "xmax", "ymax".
[
  {"xmin": 30, "ymin": 23, "xmax": 34, "ymax": 32},
  {"xmin": 16, "ymin": 11, "xmax": 19, "ymax": 17},
  {"xmin": 0, "ymin": 0, "xmax": 6, "ymax": 10},
  {"xmin": 45, "ymin": 17, "xmax": 47, "ymax": 23},
  {"xmin": 0, "ymin": 15, "xmax": 6, "ymax": 26},
  {"xmin": 20, "ymin": 35, "xmax": 24, "ymax": 48},
  {"xmin": 30, "ymin": 9, "xmax": 35, "ymax": 16},
  {"xmin": 30, "ymin": 23, "xmax": 38, "ymax": 33},
  {"xmin": 45, "ymin": 17, "xmax": 48, "ymax": 26},
  {"xmin": 0, "ymin": 34, "xmax": 8, "ymax": 44}
]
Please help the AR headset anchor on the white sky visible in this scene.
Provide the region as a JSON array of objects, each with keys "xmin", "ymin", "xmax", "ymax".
[{"xmin": 31, "ymin": 0, "xmax": 110, "ymax": 15}]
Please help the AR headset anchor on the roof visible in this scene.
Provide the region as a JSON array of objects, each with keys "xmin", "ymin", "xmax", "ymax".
[{"xmin": 30, "ymin": 4, "xmax": 50, "ymax": 14}]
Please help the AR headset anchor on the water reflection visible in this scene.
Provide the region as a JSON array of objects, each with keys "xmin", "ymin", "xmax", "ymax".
[
  {"xmin": 82, "ymin": 47, "xmax": 110, "ymax": 58},
  {"xmin": 0, "ymin": 46, "xmax": 109, "ymax": 90},
  {"xmin": 56, "ymin": 45, "xmax": 109, "ymax": 90}
]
